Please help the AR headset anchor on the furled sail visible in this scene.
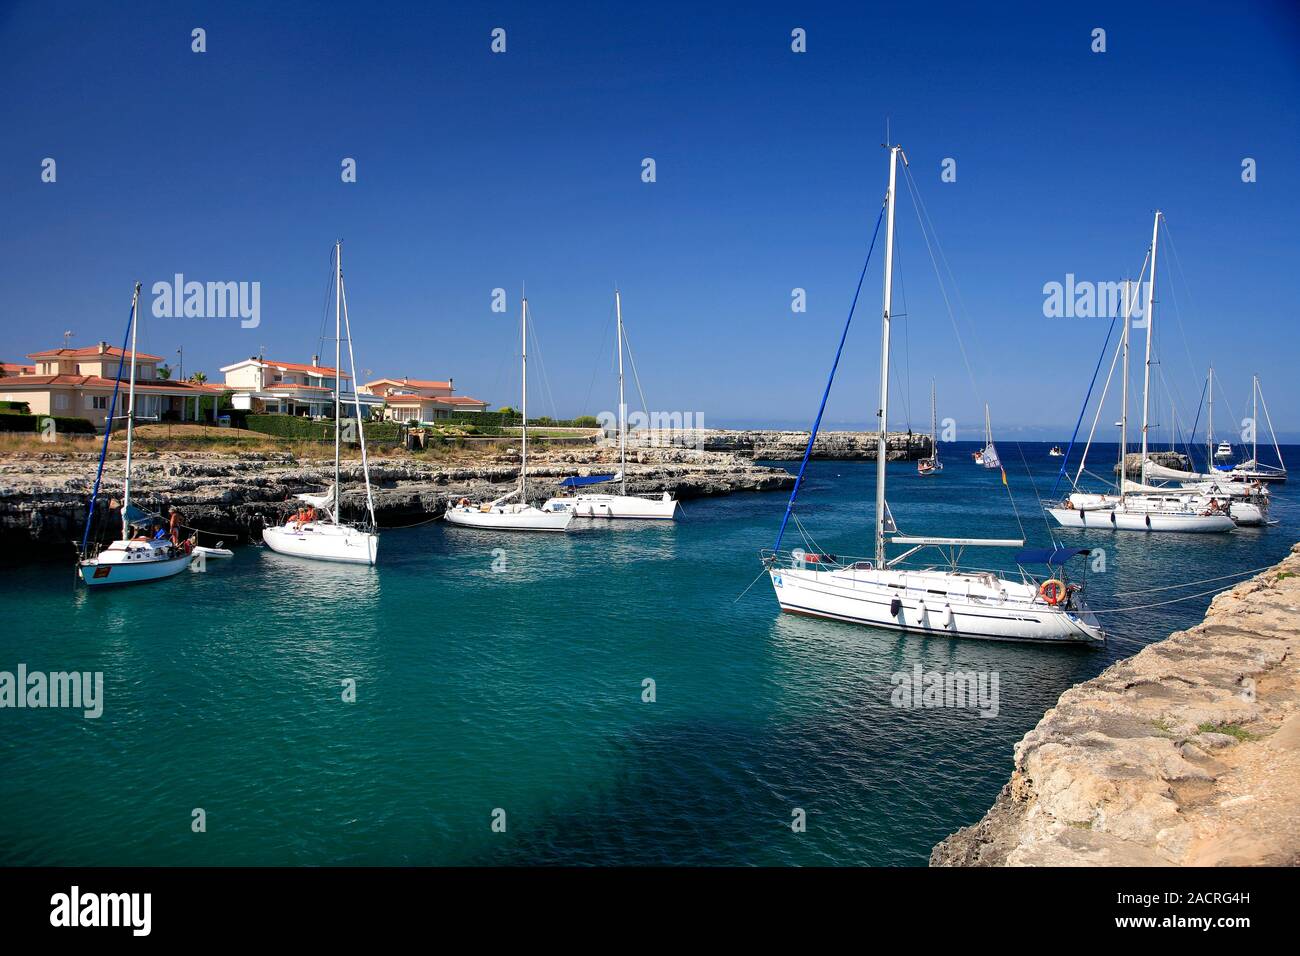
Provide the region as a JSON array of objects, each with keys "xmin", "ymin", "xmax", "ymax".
[{"xmin": 981, "ymin": 443, "xmax": 1001, "ymax": 469}]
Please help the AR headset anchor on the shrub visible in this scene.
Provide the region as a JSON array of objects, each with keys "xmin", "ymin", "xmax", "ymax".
[
  {"xmin": 0, "ymin": 412, "xmax": 95, "ymax": 434},
  {"xmin": 245, "ymin": 413, "xmax": 400, "ymax": 442},
  {"xmin": 0, "ymin": 400, "xmax": 32, "ymax": 415}
]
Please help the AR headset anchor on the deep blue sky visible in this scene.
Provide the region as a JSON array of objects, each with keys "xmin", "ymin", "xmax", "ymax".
[{"xmin": 2, "ymin": 1, "xmax": 1297, "ymax": 438}]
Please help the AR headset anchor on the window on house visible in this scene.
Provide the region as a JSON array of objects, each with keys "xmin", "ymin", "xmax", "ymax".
[
  {"xmin": 91, "ymin": 395, "xmax": 108, "ymax": 410},
  {"xmin": 54, "ymin": 394, "xmax": 70, "ymax": 410}
]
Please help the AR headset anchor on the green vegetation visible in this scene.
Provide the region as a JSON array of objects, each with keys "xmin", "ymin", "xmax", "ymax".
[
  {"xmin": 1197, "ymin": 722, "xmax": 1260, "ymax": 742},
  {"xmin": 0, "ymin": 412, "xmax": 95, "ymax": 434},
  {"xmin": 245, "ymin": 414, "xmax": 402, "ymax": 442},
  {"xmin": 0, "ymin": 400, "xmax": 32, "ymax": 414}
]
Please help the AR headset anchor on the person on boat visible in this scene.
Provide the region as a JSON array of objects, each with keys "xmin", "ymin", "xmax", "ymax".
[{"xmin": 168, "ymin": 506, "xmax": 182, "ymax": 545}]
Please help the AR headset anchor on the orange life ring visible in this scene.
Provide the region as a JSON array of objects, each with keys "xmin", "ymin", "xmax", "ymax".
[{"xmin": 1039, "ymin": 579, "xmax": 1066, "ymax": 606}]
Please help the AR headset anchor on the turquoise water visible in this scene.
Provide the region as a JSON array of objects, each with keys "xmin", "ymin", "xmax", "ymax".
[{"xmin": 1, "ymin": 443, "xmax": 1295, "ymax": 866}]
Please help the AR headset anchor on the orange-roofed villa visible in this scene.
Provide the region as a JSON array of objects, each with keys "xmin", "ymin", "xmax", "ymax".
[
  {"xmin": 1, "ymin": 343, "xmax": 226, "ymax": 429},
  {"xmin": 360, "ymin": 377, "xmax": 489, "ymax": 422},
  {"xmin": 219, "ymin": 355, "xmax": 383, "ymax": 418}
]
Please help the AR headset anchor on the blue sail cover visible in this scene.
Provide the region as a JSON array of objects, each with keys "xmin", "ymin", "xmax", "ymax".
[
  {"xmin": 1015, "ymin": 547, "xmax": 1090, "ymax": 566},
  {"xmin": 560, "ymin": 474, "xmax": 616, "ymax": 488}
]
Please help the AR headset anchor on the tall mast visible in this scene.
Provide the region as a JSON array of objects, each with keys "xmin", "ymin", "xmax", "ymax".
[
  {"xmin": 1139, "ymin": 211, "xmax": 1160, "ymax": 487},
  {"xmin": 514, "ymin": 291, "xmax": 520, "ymax": 502},
  {"xmin": 1118, "ymin": 280, "xmax": 1131, "ymax": 491},
  {"xmin": 1206, "ymin": 366, "xmax": 1213, "ymax": 470},
  {"xmin": 930, "ymin": 379, "xmax": 937, "ymax": 462},
  {"xmin": 874, "ymin": 144, "xmax": 901, "ymax": 567},
  {"xmin": 121, "ymin": 281, "xmax": 141, "ymax": 541},
  {"xmin": 616, "ymin": 288, "xmax": 627, "ymax": 495},
  {"xmin": 1252, "ymin": 374, "xmax": 1259, "ymax": 465},
  {"xmin": 334, "ymin": 240, "xmax": 342, "ymax": 521}
]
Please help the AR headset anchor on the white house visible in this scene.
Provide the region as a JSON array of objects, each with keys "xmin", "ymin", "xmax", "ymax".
[
  {"xmin": 360, "ymin": 377, "xmax": 490, "ymax": 422},
  {"xmin": 219, "ymin": 356, "xmax": 383, "ymax": 418}
]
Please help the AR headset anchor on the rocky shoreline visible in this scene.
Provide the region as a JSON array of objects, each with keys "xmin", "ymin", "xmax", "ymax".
[
  {"xmin": 628, "ymin": 428, "xmax": 932, "ymax": 460},
  {"xmin": 0, "ymin": 445, "xmax": 793, "ymax": 559},
  {"xmin": 931, "ymin": 543, "xmax": 1300, "ymax": 867}
]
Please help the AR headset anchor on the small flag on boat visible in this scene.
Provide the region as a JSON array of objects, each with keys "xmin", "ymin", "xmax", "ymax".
[{"xmin": 1001, "ymin": 468, "xmax": 1008, "ymax": 486}]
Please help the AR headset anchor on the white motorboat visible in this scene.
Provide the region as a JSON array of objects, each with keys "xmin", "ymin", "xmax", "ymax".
[
  {"xmin": 763, "ymin": 144, "xmax": 1104, "ymax": 646},
  {"xmin": 262, "ymin": 241, "xmax": 379, "ymax": 565},
  {"xmin": 1214, "ymin": 440, "xmax": 1234, "ymax": 460},
  {"xmin": 543, "ymin": 290, "xmax": 678, "ymax": 520},
  {"xmin": 446, "ymin": 293, "xmax": 573, "ymax": 533},
  {"xmin": 79, "ymin": 283, "xmax": 195, "ymax": 587},
  {"xmin": 1048, "ymin": 446, "xmax": 1064, "ymax": 457}
]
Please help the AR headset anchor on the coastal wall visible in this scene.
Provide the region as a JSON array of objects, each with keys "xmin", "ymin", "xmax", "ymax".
[
  {"xmin": 627, "ymin": 429, "xmax": 932, "ymax": 460},
  {"xmin": 0, "ymin": 446, "xmax": 793, "ymax": 557},
  {"xmin": 931, "ymin": 543, "xmax": 1300, "ymax": 867}
]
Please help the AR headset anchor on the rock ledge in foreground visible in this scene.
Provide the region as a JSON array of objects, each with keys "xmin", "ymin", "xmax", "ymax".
[{"xmin": 931, "ymin": 543, "xmax": 1300, "ymax": 867}]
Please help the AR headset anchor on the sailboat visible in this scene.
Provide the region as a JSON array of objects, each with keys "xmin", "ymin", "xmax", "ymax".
[
  {"xmin": 543, "ymin": 290, "xmax": 677, "ymax": 519},
  {"xmin": 78, "ymin": 283, "xmax": 196, "ymax": 586},
  {"xmin": 763, "ymin": 144, "xmax": 1104, "ymax": 645},
  {"xmin": 1048, "ymin": 446, "xmax": 1064, "ymax": 457},
  {"xmin": 262, "ymin": 242, "xmax": 379, "ymax": 564},
  {"xmin": 1048, "ymin": 213, "xmax": 1234, "ymax": 533},
  {"xmin": 974, "ymin": 405, "xmax": 1000, "ymax": 468},
  {"xmin": 445, "ymin": 293, "xmax": 573, "ymax": 532},
  {"xmin": 1229, "ymin": 376, "xmax": 1287, "ymax": 483},
  {"xmin": 916, "ymin": 380, "xmax": 942, "ymax": 475}
]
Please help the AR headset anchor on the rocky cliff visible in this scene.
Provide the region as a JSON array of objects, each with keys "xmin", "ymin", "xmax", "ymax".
[
  {"xmin": 0, "ymin": 446, "xmax": 793, "ymax": 558},
  {"xmin": 626, "ymin": 429, "xmax": 932, "ymax": 460},
  {"xmin": 931, "ymin": 543, "xmax": 1300, "ymax": 866}
]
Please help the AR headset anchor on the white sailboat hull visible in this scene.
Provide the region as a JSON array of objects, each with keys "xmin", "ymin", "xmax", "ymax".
[
  {"xmin": 542, "ymin": 492, "xmax": 677, "ymax": 520},
  {"xmin": 1048, "ymin": 506, "xmax": 1234, "ymax": 533},
  {"xmin": 769, "ymin": 565, "xmax": 1104, "ymax": 645},
  {"xmin": 262, "ymin": 522, "xmax": 378, "ymax": 564},
  {"xmin": 444, "ymin": 504, "xmax": 573, "ymax": 532},
  {"xmin": 79, "ymin": 540, "xmax": 195, "ymax": 587}
]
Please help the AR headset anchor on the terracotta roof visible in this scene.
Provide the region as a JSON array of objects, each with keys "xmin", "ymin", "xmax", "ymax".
[
  {"xmin": 0, "ymin": 374, "xmax": 224, "ymax": 392},
  {"xmin": 1, "ymin": 363, "xmax": 34, "ymax": 375},
  {"xmin": 266, "ymin": 383, "xmax": 331, "ymax": 391},
  {"xmin": 28, "ymin": 345, "xmax": 165, "ymax": 362},
  {"xmin": 366, "ymin": 377, "xmax": 452, "ymax": 391},
  {"xmin": 435, "ymin": 395, "xmax": 489, "ymax": 405}
]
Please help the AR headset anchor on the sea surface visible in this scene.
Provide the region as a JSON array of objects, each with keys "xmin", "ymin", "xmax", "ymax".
[{"xmin": 1, "ymin": 442, "xmax": 1295, "ymax": 866}]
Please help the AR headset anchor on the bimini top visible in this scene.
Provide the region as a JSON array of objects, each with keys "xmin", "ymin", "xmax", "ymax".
[
  {"xmin": 560, "ymin": 474, "xmax": 616, "ymax": 488},
  {"xmin": 1015, "ymin": 546, "xmax": 1091, "ymax": 566}
]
